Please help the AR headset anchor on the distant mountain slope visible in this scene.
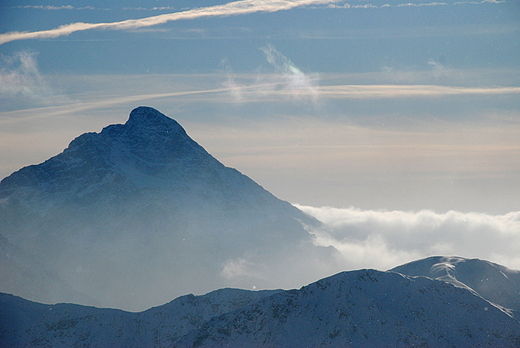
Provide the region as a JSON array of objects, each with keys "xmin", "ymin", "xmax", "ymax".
[
  {"xmin": 0, "ymin": 106, "xmax": 336, "ymax": 311},
  {"xmin": 0, "ymin": 233, "xmax": 98, "ymax": 307},
  {"xmin": 2, "ymin": 265, "xmax": 520, "ymax": 348},
  {"xmin": 390, "ymin": 256, "xmax": 520, "ymax": 314},
  {"xmin": 0, "ymin": 288, "xmax": 281, "ymax": 348}
]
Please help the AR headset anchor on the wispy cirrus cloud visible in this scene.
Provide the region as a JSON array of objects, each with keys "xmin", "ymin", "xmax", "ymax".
[
  {"xmin": 395, "ymin": 2, "xmax": 448, "ymax": 7},
  {"xmin": 260, "ymin": 44, "xmax": 320, "ymax": 98},
  {"xmin": 0, "ymin": 0, "xmax": 340, "ymax": 45},
  {"xmin": 222, "ymin": 45, "xmax": 320, "ymax": 103},
  {"xmin": 0, "ymin": 52, "xmax": 42, "ymax": 95},
  {"xmin": 9, "ymin": 5, "xmax": 177, "ymax": 11},
  {"xmin": 327, "ymin": 0, "xmax": 505, "ymax": 8},
  {"xmin": 122, "ymin": 7, "xmax": 178, "ymax": 11},
  {"xmin": 0, "ymin": 51, "xmax": 69, "ymax": 109},
  {"xmin": 14, "ymin": 5, "xmax": 77, "ymax": 10}
]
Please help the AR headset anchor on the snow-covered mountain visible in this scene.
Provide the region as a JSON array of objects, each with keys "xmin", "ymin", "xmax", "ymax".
[
  {"xmin": 175, "ymin": 269, "xmax": 520, "ymax": 348},
  {"xmin": 0, "ymin": 106, "xmax": 337, "ymax": 311},
  {"xmin": 0, "ymin": 288, "xmax": 281, "ymax": 347},
  {"xmin": 2, "ymin": 260, "xmax": 520, "ymax": 347},
  {"xmin": 390, "ymin": 256, "xmax": 520, "ymax": 315}
]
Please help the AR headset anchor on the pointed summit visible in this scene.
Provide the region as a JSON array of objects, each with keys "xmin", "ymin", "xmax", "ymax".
[
  {"xmin": 123, "ymin": 106, "xmax": 194, "ymax": 148},
  {"xmin": 75, "ymin": 105, "xmax": 209, "ymax": 167},
  {"xmin": 0, "ymin": 107, "xmax": 327, "ymax": 311},
  {"xmin": 126, "ymin": 106, "xmax": 185, "ymax": 132},
  {"xmin": 0, "ymin": 106, "xmax": 215, "ymax": 195}
]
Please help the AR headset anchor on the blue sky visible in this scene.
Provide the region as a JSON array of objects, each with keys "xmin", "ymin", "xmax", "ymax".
[{"xmin": 1, "ymin": 0, "xmax": 520, "ymax": 270}]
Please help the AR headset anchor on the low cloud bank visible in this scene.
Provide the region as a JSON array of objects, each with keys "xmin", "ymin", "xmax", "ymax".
[{"xmin": 296, "ymin": 204, "xmax": 520, "ymax": 271}]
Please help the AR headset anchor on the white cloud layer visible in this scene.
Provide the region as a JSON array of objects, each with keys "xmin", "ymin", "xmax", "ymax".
[
  {"xmin": 0, "ymin": 0, "xmax": 340, "ymax": 45},
  {"xmin": 295, "ymin": 204, "xmax": 520, "ymax": 271}
]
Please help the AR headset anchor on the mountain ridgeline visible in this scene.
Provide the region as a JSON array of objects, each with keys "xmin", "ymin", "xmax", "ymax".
[
  {"xmin": 390, "ymin": 255, "xmax": 520, "ymax": 315},
  {"xmin": 2, "ymin": 261, "xmax": 520, "ymax": 347},
  {"xmin": 0, "ymin": 106, "xmax": 337, "ymax": 311}
]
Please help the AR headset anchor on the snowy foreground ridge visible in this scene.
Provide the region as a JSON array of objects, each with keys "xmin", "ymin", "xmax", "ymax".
[{"xmin": 3, "ymin": 260, "xmax": 520, "ymax": 347}]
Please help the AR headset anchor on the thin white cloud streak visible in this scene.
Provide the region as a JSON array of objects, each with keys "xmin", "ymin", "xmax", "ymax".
[
  {"xmin": 76, "ymin": 83, "xmax": 520, "ymax": 103},
  {"xmin": 396, "ymin": 2, "xmax": 447, "ymax": 7},
  {"xmin": 328, "ymin": 0, "xmax": 504, "ymax": 8},
  {"xmin": 327, "ymin": 3, "xmax": 379, "ymax": 8},
  {"xmin": 2, "ymin": 82, "xmax": 517, "ymax": 125},
  {"xmin": 15, "ymin": 5, "xmax": 76, "ymax": 10},
  {"xmin": 0, "ymin": 79, "xmax": 286, "ymax": 125},
  {"xmin": 122, "ymin": 7, "xmax": 178, "ymax": 11},
  {"xmin": 296, "ymin": 204, "xmax": 520, "ymax": 271},
  {"xmin": 12, "ymin": 5, "xmax": 96, "ymax": 11},
  {"xmin": 455, "ymin": 0, "xmax": 506, "ymax": 4},
  {"xmin": 258, "ymin": 84, "xmax": 520, "ymax": 99},
  {"xmin": 219, "ymin": 82, "xmax": 520, "ymax": 101},
  {"xmin": 0, "ymin": 0, "xmax": 340, "ymax": 45}
]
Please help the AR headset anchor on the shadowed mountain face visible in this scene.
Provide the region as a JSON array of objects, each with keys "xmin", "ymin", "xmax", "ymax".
[
  {"xmin": 0, "ymin": 106, "xmax": 337, "ymax": 311},
  {"xmin": 2, "ymin": 266, "xmax": 520, "ymax": 348},
  {"xmin": 390, "ymin": 256, "xmax": 520, "ymax": 315}
]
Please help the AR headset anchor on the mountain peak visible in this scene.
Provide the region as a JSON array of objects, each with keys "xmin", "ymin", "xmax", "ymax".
[
  {"xmin": 126, "ymin": 106, "xmax": 185, "ymax": 135},
  {"xmin": 59, "ymin": 106, "xmax": 213, "ymax": 177},
  {"xmin": 0, "ymin": 107, "xmax": 214, "ymax": 197},
  {"xmin": 390, "ymin": 256, "xmax": 520, "ymax": 312},
  {"xmin": 0, "ymin": 106, "xmax": 323, "ymax": 310},
  {"xmin": 100, "ymin": 105, "xmax": 207, "ymax": 165}
]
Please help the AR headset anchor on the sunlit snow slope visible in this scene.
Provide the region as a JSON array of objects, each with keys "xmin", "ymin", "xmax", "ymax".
[{"xmin": 2, "ymin": 263, "xmax": 520, "ymax": 347}]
